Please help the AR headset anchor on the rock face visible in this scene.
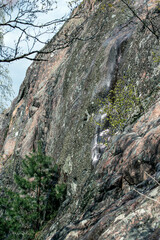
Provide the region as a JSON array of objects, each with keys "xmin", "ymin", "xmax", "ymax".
[{"xmin": 0, "ymin": 0, "xmax": 160, "ymax": 239}]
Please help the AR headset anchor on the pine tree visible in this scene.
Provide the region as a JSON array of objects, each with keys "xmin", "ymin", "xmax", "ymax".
[{"xmin": 0, "ymin": 144, "xmax": 66, "ymax": 240}]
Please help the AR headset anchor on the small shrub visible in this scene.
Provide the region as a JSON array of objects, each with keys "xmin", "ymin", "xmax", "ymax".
[{"xmin": 96, "ymin": 78, "xmax": 144, "ymax": 144}]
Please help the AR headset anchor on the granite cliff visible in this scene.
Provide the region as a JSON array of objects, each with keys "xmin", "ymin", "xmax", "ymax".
[{"xmin": 0, "ymin": 0, "xmax": 160, "ymax": 239}]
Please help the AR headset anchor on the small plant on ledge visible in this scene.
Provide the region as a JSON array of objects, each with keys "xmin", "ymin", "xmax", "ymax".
[{"xmin": 96, "ymin": 78, "xmax": 144, "ymax": 146}]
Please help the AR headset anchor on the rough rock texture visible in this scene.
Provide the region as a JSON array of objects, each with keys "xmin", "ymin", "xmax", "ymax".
[
  {"xmin": 36, "ymin": 100, "xmax": 160, "ymax": 240},
  {"xmin": 0, "ymin": 0, "xmax": 160, "ymax": 239}
]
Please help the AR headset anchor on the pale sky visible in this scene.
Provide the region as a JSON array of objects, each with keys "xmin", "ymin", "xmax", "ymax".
[{"xmin": 5, "ymin": 0, "xmax": 78, "ymax": 102}]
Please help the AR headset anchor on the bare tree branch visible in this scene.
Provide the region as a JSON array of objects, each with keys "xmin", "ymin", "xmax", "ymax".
[
  {"xmin": 120, "ymin": 0, "xmax": 159, "ymax": 39},
  {"xmin": 0, "ymin": 0, "xmax": 83, "ymax": 62},
  {"xmin": 1, "ymin": 0, "xmax": 159, "ymax": 64}
]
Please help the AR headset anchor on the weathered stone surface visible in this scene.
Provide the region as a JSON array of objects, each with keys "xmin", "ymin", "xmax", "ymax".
[
  {"xmin": 40, "ymin": 98, "xmax": 160, "ymax": 240},
  {"xmin": 0, "ymin": 0, "xmax": 160, "ymax": 239}
]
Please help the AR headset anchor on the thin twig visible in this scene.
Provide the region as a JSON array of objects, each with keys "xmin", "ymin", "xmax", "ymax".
[
  {"xmin": 120, "ymin": 0, "xmax": 159, "ymax": 39},
  {"xmin": 144, "ymin": 171, "xmax": 160, "ymax": 187},
  {"xmin": 134, "ymin": 188, "xmax": 160, "ymax": 205}
]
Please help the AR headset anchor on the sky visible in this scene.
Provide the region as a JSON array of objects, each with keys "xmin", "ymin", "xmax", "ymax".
[{"xmin": 4, "ymin": 0, "xmax": 76, "ymax": 102}]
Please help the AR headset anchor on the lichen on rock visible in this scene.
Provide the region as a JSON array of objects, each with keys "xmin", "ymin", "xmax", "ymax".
[{"xmin": 0, "ymin": 0, "xmax": 160, "ymax": 239}]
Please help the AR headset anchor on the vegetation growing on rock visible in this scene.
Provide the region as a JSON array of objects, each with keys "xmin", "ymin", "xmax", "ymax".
[
  {"xmin": 96, "ymin": 78, "xmax": 144, "ymax": 145},
  {"xmin": 0, "ymin": 0, "xmax": 160, "ymax": 239}
]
